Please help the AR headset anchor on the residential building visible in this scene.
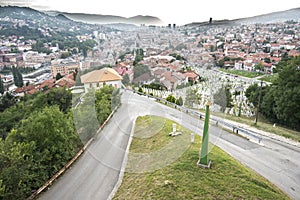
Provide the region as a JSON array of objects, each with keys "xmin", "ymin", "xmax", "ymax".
[{"xmin": 80, "ymin": 67, "xmax": 122, "ymax": 92}]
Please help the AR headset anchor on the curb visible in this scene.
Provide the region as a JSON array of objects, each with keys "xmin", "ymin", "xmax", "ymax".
[{"xmin": 107, "ymin": 117, "xmax": 136, "ymax": 200}]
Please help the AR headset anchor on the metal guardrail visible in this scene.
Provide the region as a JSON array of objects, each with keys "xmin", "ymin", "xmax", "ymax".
[{"xmin": 130, "ymin": 89, "xmax": 262, "ymax": 143}]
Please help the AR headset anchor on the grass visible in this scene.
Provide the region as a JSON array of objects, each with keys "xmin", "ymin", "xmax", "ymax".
[
  {"xmin": 258, "ymin": 73, "xmax": 279, "ymax": 83},
  {"xmin": 219, "ymin": 68, "xmax": 263, "ymax": 78},
  {"xmin": 114, "ymin": 115, "xmax": 290, "ymax": 200},
  {"xmin": 212, "ymin": 112, "xmax": 300, "ymax": 142}
]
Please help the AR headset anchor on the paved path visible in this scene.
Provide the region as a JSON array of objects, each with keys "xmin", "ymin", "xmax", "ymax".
[{"xmin": 39, "ymin": 91, "xmax": 300, "ymax": 200}]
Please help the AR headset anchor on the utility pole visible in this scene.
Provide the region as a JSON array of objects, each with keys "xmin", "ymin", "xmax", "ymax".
[{"xmin": 254, "ymin": 81, "xmax": 263, "ymax": 125}]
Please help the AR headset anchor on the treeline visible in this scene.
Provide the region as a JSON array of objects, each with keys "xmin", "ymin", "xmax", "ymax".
[
  {"xmin": 246, "ymin": 56, "xmax": 300, "ymax": 130},
  {"xmin": 32, "ymin": 35, "xmax": 97, "ymax": 57},
  {"xmin": 0, "ymin": 86, "xmax": 120, "ymax": 199},
  {"xmin": 0, "ymin": 87, "xmax": 82, "ymax": 199},
  {"xmin": 74, "ymin": 85, "xmax": 121, "ymax": 142},
  {"xmin": 0, "ymin": 25, "xmax": 44, "ymax": 40}
]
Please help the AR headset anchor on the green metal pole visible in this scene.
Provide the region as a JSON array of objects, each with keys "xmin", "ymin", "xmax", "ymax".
[{"xmin": 199, "ymin": 101, "xmax": 210, "ymax": 165}]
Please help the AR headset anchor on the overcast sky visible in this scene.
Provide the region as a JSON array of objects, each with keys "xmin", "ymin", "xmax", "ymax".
[{"xmin": 1, "ymin": 0, "xmax": 299, "ymax": 25}]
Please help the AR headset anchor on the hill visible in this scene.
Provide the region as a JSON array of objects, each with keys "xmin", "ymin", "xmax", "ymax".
[
  {"xmin": 47, "ymin": 12, "xmax": 164, "ymax": 26},
  {"xmin": 235, "ymin": 8, "xmax": 300, "ymax": 24},
  {"xmin": 0, "ymin": 6, "xmax": 110, "ymax": 35},
  {"xmin": 185, "ymin": 7, "xmax": 300, "ymax": 27}
]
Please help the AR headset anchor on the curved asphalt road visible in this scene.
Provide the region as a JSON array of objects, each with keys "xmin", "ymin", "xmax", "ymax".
[{"xmin": 39, "ymin": 91, "xmax": 300, "ymax": 200}]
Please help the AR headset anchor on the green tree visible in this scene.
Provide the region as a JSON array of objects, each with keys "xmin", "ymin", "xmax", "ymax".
[
  {"xmin": 175, "ymin": 96, "xmax": 183, "ymax": 106},
  {"xmin": 214, "ymin": 86, "xmax": 233, "ymax": 112},
  {"xmin": 138, "ymin": 87, "xmax": 143, "ymax": 94},
  {"xmin": 166, "ymin": 94, "xmax": 176, "ymax": 103},
  {"xmin": 268, "ymin": 56, "xmax": 300, "ymax": 129},
  {"xmin": 185, "ymin": 88, "xmax": 200, "ymax": 108},
  {"xmin": 60, "ymin": 51, "xmax": 70, "ymax": 59},
  {"xmin": 254, "ymin": 62, "xmax": 264, "ymax": 72},
  {"xmin": 12, "ymin": 67, "xmax": 23, "ymax": 88},
  {"xmin": 0, "ymin": 92, "xmax": 18, "ymax": 112},
  {"xmin": 133, "ymin": 48, "xmax": 144, "ymax": 66},
  {"xmin": 0, "ymin": 179, "xmax": 5, "ymax": 198},
  {"xmin": 56, "ymin": 72, "xmax": 63, "ymax": 80},
  {"xmin": 0, "ymin": 136, "xmax": 36, "ymax": 200},
  {"xmin": 122, "ymin": 74, "xmax": 130, "ymax": 85},
  {"xmin": 0, "ymin": 77, "xmax": 4, "ymax": 94}
]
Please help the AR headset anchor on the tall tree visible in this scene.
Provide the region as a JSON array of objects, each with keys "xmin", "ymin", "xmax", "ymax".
[
  {"xmin": 12, "ymin": 67, "xmax": 23, "ymax": 88},
  {"xmin": 0, "ymin": 77, "xmax": 4, "ymax": 94},
  {"xmin": 270, "ymin": 56, "xmax": 300, "ymax": 129},
  {"xmin": 185, "ymin": 88, "xmax": 200, "ymax": 108}
]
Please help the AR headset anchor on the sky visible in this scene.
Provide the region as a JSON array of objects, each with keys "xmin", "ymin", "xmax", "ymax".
[{"xmin": 1, "ymin": 0, "xmax": 299, "ymax": 25}]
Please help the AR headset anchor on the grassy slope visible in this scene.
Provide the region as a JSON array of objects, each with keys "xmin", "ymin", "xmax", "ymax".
[
  {"xmin": 219, "ymin": 68, "xmax": 263, "ymax": 78},
  {"xmin": 212, "ymin": 111, "xmax": 300, "ymax": 142},
  {"xmin": 114, "ymin": 115, "xmax": 290, "ymax": 200}
]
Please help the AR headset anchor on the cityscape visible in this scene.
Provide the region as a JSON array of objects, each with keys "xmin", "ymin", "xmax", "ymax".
[{"xmin": 0, "ymin": 3, "xmax": 299, "ymax": 200}]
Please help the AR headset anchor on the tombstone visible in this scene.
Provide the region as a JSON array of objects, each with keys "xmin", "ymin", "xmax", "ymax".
[
  {"xmin": 190, "ymin": 133, "xmax": 195, "ymax": 143},
  {"xmin": 172, "ymin": 123, "xmax": 176, "ymax": 133}
]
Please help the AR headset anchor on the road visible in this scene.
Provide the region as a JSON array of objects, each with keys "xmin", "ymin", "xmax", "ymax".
[{"xmin": 39, "ymin": 91, "xmax": 300, "ymax": 200}]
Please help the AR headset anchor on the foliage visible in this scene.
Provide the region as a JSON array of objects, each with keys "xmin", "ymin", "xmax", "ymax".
[
  {"xmin": 0, "ymin": 106, "xmax": 82, "ymax": 199},
  {"xmin": 74, "ymin": 86, "xmax": 121, "ymax": 142},
  {"xmin": 142, "ymin": 82, "xmax": 165, "ymax": 90},
  {"xmin": 246, "ymin": 56, "xmax": 300, "ymax": 130},
  {"xmin": 166, "ymin": 94, "xmax": 176, "ymax": 103},
  {"xmin": 11, "ymin": 67, "xmax": 23, "ymax": 88},
  {"xmin": 114, "ymin": 116, "xmax": 289, "ymax": 200},
  {"xmin": 214, "ymin": 85, "xmax": 233, "ymax": 112},
  {"xmin": 0, "ymin": 25, "xmax": 44, "ymax": 40},
  {"xmin": 185, "ymin": 88, "xmax": 200, "ymax": 108},
  {"xmin": 138, "ymin": 87, "xmax": 143, "ymax": 93},
  {"xmin": 254, "ymin": 62, "xmax": 264, "ymax": 71},
  {"xmin": 169, "ymin": 53, "xmax": 186, "ymax": 61},
  {"xmin": 258, "ymin": 74, "xmax": 278, "ymax": 83},
  {"xmin": 175, "ymin": 96, "xmax": 183, "ymax": 106},
  {"xmin": 0, "ymin": 87, "xmax": 72, "ymax": 139},
  {"xmin": 133, "ymin": 64, "xmax": 150, "ymax": 79},
  {"xmin": 133, "ymin": 48, "xmax": 144, "ymax": 66},
  {"xmin": 122, "ymin": 74, "xmax": 130, "ymax": 85},
  {"xmin": 56, "ymin": 72, "xmax": 63, "ymax": 80},
  {"xmin": 0, "ymin": 77, "xmax": 4, "ymax": 95},
  {"xmin": 219, "ymin": 68, "xmax": 263, "ymax": 78},
  {"xmin": 0, "ymin": 92, "xmax": 18, "ymax": 112},
  {"xmin": 60, "ymin": 51, "xmax": 70, "ymax": 59}
]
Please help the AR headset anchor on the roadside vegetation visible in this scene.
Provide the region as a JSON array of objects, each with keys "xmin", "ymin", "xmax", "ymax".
[
  {"xmin": 246, "ymin": 56, "xmax": 300, "ymax": 131},
  {"xmin": 212, "ymin": 112, "xmax": 300, "ymax": 142},
  {"xmin": 114, "ymin": 115, "xmax": 289, "ymax": 200},
  {"xmin": 258, "ymin": 73, "xmax": 279, "ymax": 83},
  {"xmin": 0, "ymin": 86, "xmax": 119, "ymax": 199},
  {"xmin": 219, "ymin": 68, "xmax": 263, "ymax": 78}
]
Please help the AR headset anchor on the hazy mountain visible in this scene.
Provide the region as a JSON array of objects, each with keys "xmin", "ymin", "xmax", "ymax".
[
  {"xmin": 0, "ymin": 6, "xmax": 112, "ymax": 34},
  {"xmin": 185, "ymin": 7, "xmax": 300, "ymax": 27},
  {"xmin": 234, "ymin": 8, "xmax": 300, "ymax": 24},
  {"xmin": 47, "ymin": 12, "xmax": 164, "ymax": 26}
]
